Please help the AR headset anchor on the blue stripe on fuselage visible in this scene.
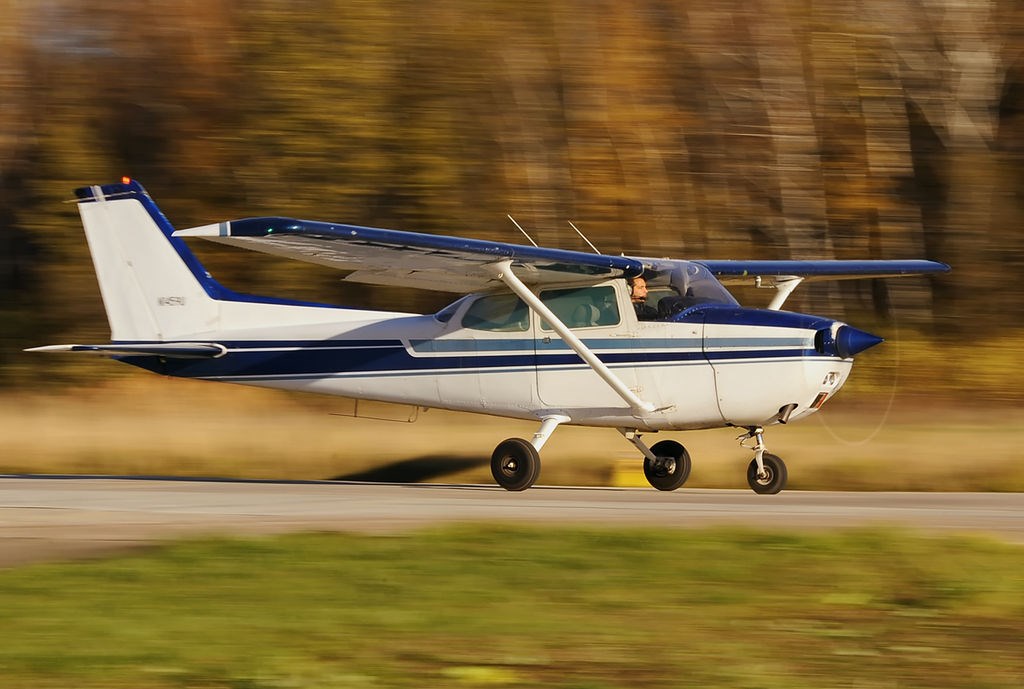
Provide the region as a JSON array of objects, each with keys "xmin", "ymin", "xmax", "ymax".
[{"xmin": 117, "ymin": 337, "xmax": 831, "ymax": 379}]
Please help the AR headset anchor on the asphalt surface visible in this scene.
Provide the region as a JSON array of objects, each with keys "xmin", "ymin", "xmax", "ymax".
[{"xmin": 1, "ymin": 477, "xmax": 1022, "ymax": 567}]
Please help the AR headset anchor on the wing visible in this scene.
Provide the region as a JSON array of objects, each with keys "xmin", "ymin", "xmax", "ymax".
[
  {"xmin": 692, "ymin": 258, "xmax": 949, "ymax": 310},
  {"xmin": 696, "ymin": 259, "xmax": 950, "ymax": 285},
  {"xmin": 174, "ymin": 218, "xmax": 644, "ymax": 292}
]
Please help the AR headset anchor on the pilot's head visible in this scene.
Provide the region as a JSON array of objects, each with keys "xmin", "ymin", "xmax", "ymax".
[{"xmin": 629, "ymin": 276, "xmax": 649, "ymax": 304}]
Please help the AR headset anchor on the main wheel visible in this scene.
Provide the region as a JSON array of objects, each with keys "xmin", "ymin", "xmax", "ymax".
[
  {"xmin": 746, "ymin": 453, "xmax": 788, "ymax": 494},
  {"xmin": 491, "ymin": 438, "xmax": 541, "ymax": 491},
  {"xmin": 643, "ymin": 440, "xmax": 692, "ymax": 491}
]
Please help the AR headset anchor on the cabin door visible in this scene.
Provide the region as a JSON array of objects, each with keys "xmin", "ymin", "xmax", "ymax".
[{"xmin": 534, "ymin": 284, "xmax": 638, "ymax": 409}]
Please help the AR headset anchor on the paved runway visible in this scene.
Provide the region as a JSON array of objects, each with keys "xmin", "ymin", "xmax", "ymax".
[{"xmin": 1, "ymin": 477, "xmax": 1022, "ymax": 567}]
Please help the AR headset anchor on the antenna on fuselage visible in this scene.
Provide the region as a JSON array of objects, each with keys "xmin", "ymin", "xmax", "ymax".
[
  {"xmin": 568, "ymin": 221, "xmax": 602, "ymax": 255},
  {"xmin": 507, "ymin": 214, "xmax": 538, "ymax": 247}
]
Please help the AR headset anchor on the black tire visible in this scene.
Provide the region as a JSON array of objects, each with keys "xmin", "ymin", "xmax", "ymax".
[
  {"xmin": 746, "ymin": 452, "xmax": 788, "ymax": 494},
  {"xmin": 491, "ymin": 438, "xmax": 541, "ymax": 491},
  {"xmin": 643, "ymin": 440, "xmax": 692, "ymax": 491}
]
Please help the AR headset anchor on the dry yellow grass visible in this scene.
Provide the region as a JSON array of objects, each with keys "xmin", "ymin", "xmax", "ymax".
[{"xmin": 1, "ymin": 375, "xmax": 1020, "ymax": 490}]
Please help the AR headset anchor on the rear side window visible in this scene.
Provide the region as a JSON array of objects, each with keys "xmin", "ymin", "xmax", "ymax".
[
  {"xmin": 462, "ymin": 294, "xmax": 529, "ymax": 331},
  {"xmin": 539, "ymin": 286, "xmax": 619, "ymax": 330}
]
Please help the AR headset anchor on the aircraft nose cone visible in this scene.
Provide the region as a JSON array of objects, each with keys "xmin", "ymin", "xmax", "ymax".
[{"xmin": 836, "ymin": 325, "xmax": 884, "ymax": 358}]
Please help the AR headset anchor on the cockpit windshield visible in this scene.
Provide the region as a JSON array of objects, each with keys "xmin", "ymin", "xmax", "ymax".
[{"xmin": 642, "ymin": 260, "xmax": 738, "ymax": 318}]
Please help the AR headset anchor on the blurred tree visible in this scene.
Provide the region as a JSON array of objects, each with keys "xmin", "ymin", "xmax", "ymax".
[
  {"xmin": 0, "ymin": 0, "xmax": 45, "ymax": 380},
  {"xmin": 5, "ymin": 0, "xmax": 1023, "ymax": 388}
]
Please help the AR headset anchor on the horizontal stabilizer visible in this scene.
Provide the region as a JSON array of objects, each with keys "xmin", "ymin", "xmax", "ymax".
[{"xmin": 25, "ymin": 343, "xmax": 227, "ymax": 359}]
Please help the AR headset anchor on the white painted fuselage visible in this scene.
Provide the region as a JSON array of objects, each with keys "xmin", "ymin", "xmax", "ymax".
[{"xmin": 138, "ymin": 278, "xmax": 852, "ymax": 432}]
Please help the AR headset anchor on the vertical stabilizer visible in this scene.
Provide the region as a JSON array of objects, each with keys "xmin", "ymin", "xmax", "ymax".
[{"xmin": 76, "ymin": 181, "xmax": 220, "ymax": 341}]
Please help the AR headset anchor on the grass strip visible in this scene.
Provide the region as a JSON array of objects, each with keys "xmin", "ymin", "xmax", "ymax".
[{"xmin": 1, "ymin": 527, "xmax": 1022, "ymax": 688}]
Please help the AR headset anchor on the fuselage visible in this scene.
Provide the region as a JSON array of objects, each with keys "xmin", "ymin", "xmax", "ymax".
[{"xmin": 124, "ymin": 276, "xmax": 855, "ymax": 431}]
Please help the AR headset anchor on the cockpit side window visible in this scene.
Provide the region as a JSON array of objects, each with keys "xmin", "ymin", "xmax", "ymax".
[{"xmin": 461, "ymin": 294, "xmax": 529, "ymax": 331}]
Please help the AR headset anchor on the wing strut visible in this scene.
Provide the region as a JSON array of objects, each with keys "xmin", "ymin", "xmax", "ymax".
[
  {"xmin": 767, "ymin": 277, "xmax": 804, "ymax": 310},
  {"xmin": 486, "ymin": 260, "xmax": 656, "ymax": 415}
]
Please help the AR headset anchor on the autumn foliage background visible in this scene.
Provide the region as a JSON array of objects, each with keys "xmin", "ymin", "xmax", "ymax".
[{"xmin": 2, "ymin": 1, "xmax": 1022, "ymax": 397}]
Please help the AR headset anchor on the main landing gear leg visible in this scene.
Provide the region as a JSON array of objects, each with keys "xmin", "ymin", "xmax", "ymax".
[
  {"xmin": 619, "ymin": 429, "xmax": 692, "ymax": 491},
  {"xmin": 739, "ymin": 426, "xmax": 788, "ymax": 495},
  {"xmin": 491, "ymin": 415, "xmax": 570, "ymax": 492}
]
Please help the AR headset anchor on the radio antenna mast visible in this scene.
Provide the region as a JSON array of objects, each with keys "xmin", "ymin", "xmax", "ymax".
[
  {"xmin": 507, "ymin": 214, "xmax": 538, "ymax": 247},
  {"xmin": 568, "ymin": 221, "xmax": 602, "ymax": 254}
]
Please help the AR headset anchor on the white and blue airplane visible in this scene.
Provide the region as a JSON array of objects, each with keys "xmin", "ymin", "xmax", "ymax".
[{"xmin": 29, "ymin": 179, "xmax": 949, "ymax": 493}]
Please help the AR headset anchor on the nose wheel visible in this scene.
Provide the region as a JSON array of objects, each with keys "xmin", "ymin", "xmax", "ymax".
[
  {"xmin": 746, "ymin": 452, "xmax": 787, "ymax": 494},
  {"xmin": 739, "ymin": 427, "xmax": 788, "ymax": 494}
]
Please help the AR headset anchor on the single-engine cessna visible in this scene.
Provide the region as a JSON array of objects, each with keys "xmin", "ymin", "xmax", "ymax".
[{"xmin": 29, "ymin": 179, "xmax": 949, "ymax": 493}]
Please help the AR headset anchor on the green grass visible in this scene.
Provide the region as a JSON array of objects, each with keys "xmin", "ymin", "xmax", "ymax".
[{"xmin": 1, "ymin": 527, "xmax": 1023, "ymax": 688}]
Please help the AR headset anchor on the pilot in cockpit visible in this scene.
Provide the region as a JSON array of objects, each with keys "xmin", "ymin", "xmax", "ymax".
[{"xmin": 629, "ymin": 276, "xmax": 659, "ymax": 321}]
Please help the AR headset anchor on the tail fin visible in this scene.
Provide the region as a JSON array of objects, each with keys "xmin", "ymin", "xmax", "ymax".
[{"xmin": 75, "ymin": 180, "xmax": 224, "ymax": 341}]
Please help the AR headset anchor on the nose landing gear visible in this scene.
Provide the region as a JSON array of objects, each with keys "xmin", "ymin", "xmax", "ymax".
[{"xmin": 739, "ymin": 426, "xmax": 788, "ymax": 494}]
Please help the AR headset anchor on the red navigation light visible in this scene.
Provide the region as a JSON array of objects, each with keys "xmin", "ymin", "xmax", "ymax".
[{"xmin": 121, "ymin": 176, "xmax": 131, "ymax": 185}]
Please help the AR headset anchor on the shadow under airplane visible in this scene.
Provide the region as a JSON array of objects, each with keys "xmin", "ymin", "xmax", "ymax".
[{"xmin": 331, "ymin": 455, "xmax": 487, "ymax": 483}]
